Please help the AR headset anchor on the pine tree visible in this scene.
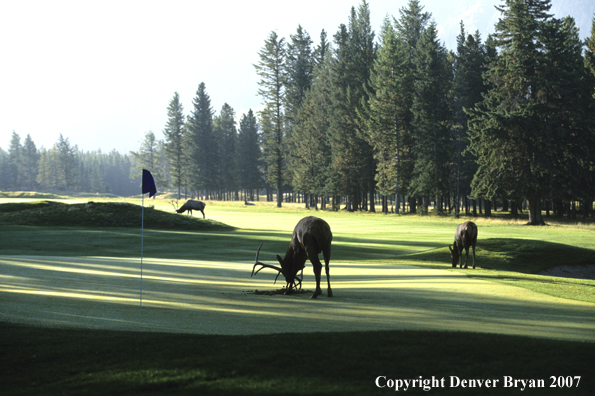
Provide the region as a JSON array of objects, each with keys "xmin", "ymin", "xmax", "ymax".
[
  {"xmin": 541, "ymin": 16, "xmax": 595, "ymax": 210},
  {"xmin": 163, "ymin": 91, "xmax": 186, "ymax": 199},
  {"xmin": 7, "ymin": 131, "xmax": 21, "ymax": 190},
  {"xmin": 55, "ymin": 134, "xmax": 78, "ymax": 191},
  {"xmin": 290, "ymin": 40, "xmax": 333, "ymax": 209},
  {"xmin": 467, "ymin": 0, "xmax": 566, "ymax": 225},
  {"xmin": 0, "ymin": 148, "xmax": 8, "ymax": 189},
  {"xmin": 186, "ymin": 82, "xmax": 216, "ymax": 196},
  {"xmin": 130, "ymin": 131, "xmax": 166, "ymax": 188},
  {"xmin": 213, "ymin": 103, "xmax": 238, "ymax": 198},
  {"xmin": 254, "ymin": 31, "xmax": 286, "ymax": 207},
  {"xmin": 37, "ymin": 148, "xmax": 59, "ymax": 191},
  {"xmin": 393, "ymin": 0, "xmax": 431, "ymax": 213},
  {"xmin": 586, "ymin": 16, "xmax": 595, "ymax": 99},
  {"xmin": 313, "ymin": 29, "xmax": 330, "ymax": 69},
  {"xmin": 237, "ymin": 109, "xmax": 262, "ymax": 200},
  {"xmin": 364, "ymin": 17, "xmax": 407, "ymax": 213},
  {"xmin": 351, "ymin": 1, "xmax": 377, "ymax": 212},
  {"xmin": 20, "ymin": 134, "xmax": 39, "ymax": 191},
  {"xmin": 410, "ymin": 22, "xmax": 451, "ymax": 214},
  {"xmin": 329, "ymin": 2, "xmax": 376, "ymax": 211},
  {"xmin": 285, "ymin": 25, "xmax": 314, "ymax": 131},
  {"xmin": 453, "ymin": 23, "xmax": 489, "ymax": 216}
]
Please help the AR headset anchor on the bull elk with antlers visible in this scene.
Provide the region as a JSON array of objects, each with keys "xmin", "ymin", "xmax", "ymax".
[{"xmin": 251, "ymin": 216, "xmax": 333, "ymax": 299}]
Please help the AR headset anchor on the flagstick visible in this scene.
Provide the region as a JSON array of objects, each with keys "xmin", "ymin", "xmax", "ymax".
[{"xmin": 141, "ymin": 192, "xmax": 144, "ymax": 307}]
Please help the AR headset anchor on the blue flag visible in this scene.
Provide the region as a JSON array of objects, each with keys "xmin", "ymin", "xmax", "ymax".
[{"xmin": 142, "ymin": 169, "xmax": 157, "ymax": 198}]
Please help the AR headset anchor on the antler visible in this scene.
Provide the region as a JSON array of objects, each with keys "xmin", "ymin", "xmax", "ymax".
[
  {"xmin": 251, "ymin": 243, "xmax": 283, "ymax": 278},
  {"xmin": 251, "ymin": 243, "xmax": 302, "ymax": 290}
]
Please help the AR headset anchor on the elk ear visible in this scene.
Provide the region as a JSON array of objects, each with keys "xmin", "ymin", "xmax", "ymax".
[{"xmin": 277, "ymin": 255, "xmax": 284, "ymax": 266}]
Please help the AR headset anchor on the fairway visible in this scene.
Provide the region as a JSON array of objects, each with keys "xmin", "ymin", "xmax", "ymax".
[
  {"xmin": 2, "ymin": 199, "xmax": 595, "ymax": 395},
  {"xmin": 1, "ymin": 247, "xmax": 594, "ymax": 341},
  {"xmin": 1, "ymin": 200, "xmax": 594, "ymax": 339}
]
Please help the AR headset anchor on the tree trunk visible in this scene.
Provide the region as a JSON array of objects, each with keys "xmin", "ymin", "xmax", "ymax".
[
  {"xmin": 527, "ymin": 198, "xmax": 545, "ymax": 225},
  {"xmin": 422, "ymin": 196, "xmax": 429, "ymax": 215},
  {"xmin": 485, "ymin": 199, "xmax": 492, "ymax": 217},
  {"xmin": 409, "ymin": 196, "xmax": 417, "ymax": 214}
]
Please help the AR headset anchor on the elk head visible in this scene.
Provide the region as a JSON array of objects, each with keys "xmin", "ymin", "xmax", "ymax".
[
  {"xmin": 448, "ymin": 245, "xmax": 460, "ymax": 268},
  {"xmin": 251, "ymin": 243, "xmax": 303, "ymax": 293}
]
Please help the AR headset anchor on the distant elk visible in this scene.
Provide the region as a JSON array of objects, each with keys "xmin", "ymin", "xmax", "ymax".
[
  {"xmin": 449, "ymin": 221, "xmax": 478, "ymax": 269},
  {"xmin": 251, "ymin": 216, "xmax": 333, "ymax": 299},
  {"xmin": 176, "ymin": 200, "xmax": 206, "ymax": 219}
]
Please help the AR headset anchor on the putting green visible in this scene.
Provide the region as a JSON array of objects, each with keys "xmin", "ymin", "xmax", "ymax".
[{"xmin": 1, "ymin": 255, "xmax": 593, "ymax": 341}]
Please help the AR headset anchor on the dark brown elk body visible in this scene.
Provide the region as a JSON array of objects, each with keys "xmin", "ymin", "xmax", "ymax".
[
  {"xmin": 252, "ymin": 216, "xmax": 333, "ymax": 299},
  {"xmin": 176, "ymin": 200, "xmax": 206, "ymax": 218},
  {"xmin": 449, "ymin": 221, "xmax": 477, "ymax": 269}
]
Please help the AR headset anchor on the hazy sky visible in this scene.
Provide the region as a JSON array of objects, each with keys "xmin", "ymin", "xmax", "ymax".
[{"xmin": 1, "ymin": 0, "xmax": 593, "ymax": 154}]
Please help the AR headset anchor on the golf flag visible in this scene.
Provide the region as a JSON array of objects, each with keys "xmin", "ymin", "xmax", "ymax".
[
  {"xmin": 140, "ymin": 169, "xmax": 157, "ymax": 307},
  {"xmin": 142, "ymin": 169, "xmax": 157, "ymax": 198}
]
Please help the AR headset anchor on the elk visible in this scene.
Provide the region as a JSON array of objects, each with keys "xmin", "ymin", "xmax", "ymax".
[
  {"xmin": 449, "ymin": 220, "xmax": 478, "ymax": 269},
  {"xmin": 176, "ymin": 200, "xmax": 206, "ymax": 219},
  {"xmin": 251, "ymin": 216, "xmax": 333, "ymax": 299}
]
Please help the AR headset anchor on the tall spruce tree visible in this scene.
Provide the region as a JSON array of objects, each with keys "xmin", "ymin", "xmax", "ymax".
[
  {"xmin": 329, "ymin": 2, "xmax": 376, "ymax": 211},
  {"xmin": 21, "ymin": 134, "xmax": 39, "ymax": 191},
  {"xmin": 285, "ymin": 25, "xmax": 314, "ymax": 131},
  {"xmin": 541, "ymin": 16, "xmax": 595, "ymax": 211},
  {"xmin": 313, "ymin": 29, "xmax": 330, "ymax": 69},
  {"xmin": 186, "ymin": 82, "xmax": 216, "ymax": 196},
  {"xmin": 163, "ymin": 91, "xmax": 186, "ymax": 199},
  {"xmin": 55, "ymin": 134, "xmax": 78, "ymax": 191},
  {"xmin": 467, "ymin": 0, "xmax": 562, "ymax": 225},
  {"xmin": 213, "ymin": 103, "xmax": 238, "ymax": 198},
  {"xmin": 585, "ymin": 16, "xmax": 595, "ymax": 99},
  {"xmin": 410, "ymin": 22, "xmax": 451, "ymax": 214},
  {"xmin": 393, "ymin": 0, "xmax": 431, "ymax": 213},
  {"xmin": 364, "ymin": 17, "xmax": 407, "ymax": 213},
  {"xmin": 237, "ymin": 109, "xmax": 262, "ymax": 200},
  {"xmin": 453, "ymin": 24, "xmax": 489, "ymax": 216},
  {"xmin": 7, "ymin": 131, "xmax": 21, "ymax": 190},
  {"xmin": 255, "ymin": 31, "xmax": 286, "ymax": 207},
  {"xmin": 285, "ymin": 25, "xmax": 314, "ymax": 200},
  {"xmin": 290, "ymin": 36, "xmax": 333, "ymax": 209},
  {"xmin": 130, "ymin": 131, "xmax": 166, "ymax": 188},
  {"xmin": 36, "ymin": 148, "xmax": 59, "ymax": 191}
]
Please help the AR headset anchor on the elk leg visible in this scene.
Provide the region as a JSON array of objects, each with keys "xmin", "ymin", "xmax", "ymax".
[
  {"xmin": 472, "ymin": 243, "xmax": 476, "ymax": 269},
  {"xmin": 458, "ymin": 246, "xmax": 464, "ymax": 268},
  {"xmin": 200, "ymin": 209, "xmax": 205, "ymax": 219},
  {"xmin": 323, "ymin": 246, "xmax": 332, "ymax": 297},
  {"xmin": 306, "ymin": 246, "xmax": 323, "ymax": 299},
  {"xmin": 463, "ymin": 247, "xmax": 469, "ymax": 269}
]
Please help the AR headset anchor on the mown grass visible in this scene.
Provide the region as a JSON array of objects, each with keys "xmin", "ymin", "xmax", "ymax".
[
  {"xmin": 1, "ymin": 196, "xmax": 595, "ymax": 395},
  {"xmin": 408, "ymin": 238, "xmax": 595, "ymax": 304},
  {"xmin": 2, "ymin": 323, "xmax": 594, "ymax": 396}
]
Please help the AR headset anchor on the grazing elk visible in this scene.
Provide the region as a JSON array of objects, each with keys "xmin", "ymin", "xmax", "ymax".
[
  {"xmin": 176, "ymin": 200, "xmax": 206, "ymax": 219},
  {"xmin": 251, "ymin": 216, "xmax": 333, "ymax": 299},
  {"xmin": 449, "ymin": 221, "xmax": 478, "ymax": 269}
]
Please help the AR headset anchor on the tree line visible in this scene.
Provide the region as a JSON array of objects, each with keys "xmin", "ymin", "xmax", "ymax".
[
  {"xmin": 250, "ymin": 0, "xmax": 595, "ymax": 223},
  {"xmin": 2, "ymin": 0, "xmax": 595, "ymax": 224},
  {"xmin": 0, "ymin": 132, "xmax": 139, "ymax": 196}
]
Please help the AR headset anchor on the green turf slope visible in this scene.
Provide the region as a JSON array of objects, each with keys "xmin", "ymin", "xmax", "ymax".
[{"xmin": 1, "ymin": 255, "xmax": 593, "ymax": 341}]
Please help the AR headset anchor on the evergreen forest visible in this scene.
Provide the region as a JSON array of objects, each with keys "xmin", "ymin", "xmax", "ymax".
[{"xmin": 2, "ymin": 0, "xmax": 595, "ymax": 224}]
